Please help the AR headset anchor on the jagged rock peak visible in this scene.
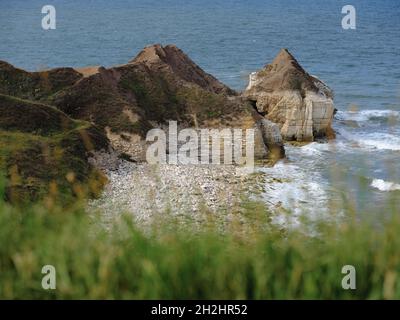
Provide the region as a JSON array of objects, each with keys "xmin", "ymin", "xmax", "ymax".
[
  {"xmin": 244, "ymin": 49, "xmax": 335, "ymax": 141},
  {"xmin": 130, "ymin": 44, "xmax": 235, "ymax": 95},
  {"xmin": 248, "ymin": 48, "xmax": 327, "ymax": 94},
  {"xmin": 270, "ymin": 48, "xmax": 305, "ymax": 71}
]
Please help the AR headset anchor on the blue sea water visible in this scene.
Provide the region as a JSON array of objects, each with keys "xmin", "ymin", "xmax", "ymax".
[{"xmin": 0, "ymin": 0, "xmax": 399, "ymax": 218}]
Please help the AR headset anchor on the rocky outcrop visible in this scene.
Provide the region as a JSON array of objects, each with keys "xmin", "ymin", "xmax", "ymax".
[
  {"xmin": 0, "ymin": 44, "xmax": 285, "ymax": 163},
  {"xmin": 130, "ymin": 44, "xmax": 235, "ymax": 95},
  {"xmin": 125, "ymin": 44, "xmax": 285, "ymax": 160},
  {"xmin": 244, "ymin": 49, "xmax": 335, "ymax": 141},
  {"xmin": 0, "ymin": 44, "xmax": 288, "ymax": 202},
  {"xmin": 256, "ymin": 117, "xmax": 285, "ymax": 160}
]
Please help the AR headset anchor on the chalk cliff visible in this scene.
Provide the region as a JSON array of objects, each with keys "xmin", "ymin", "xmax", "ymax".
[{"xmin": 244, "ymin": 49, "xmax": 335, "ymax": 141}]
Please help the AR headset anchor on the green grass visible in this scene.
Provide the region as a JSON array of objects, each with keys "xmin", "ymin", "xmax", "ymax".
[
  {"xmin": 119, "ymin": 67, "xmax": 184, "ymax": 124},
  {"xmin": 0, "ymin": 94, "xmax": 108, "ymax": 204},
  {"xmin": 0, "ymin": 61, "xmax": 81, "ymax": 101},
  {"xmin": 1, "ymin": 188, "xmax": 400, "ymax": 299},
  {"xmin": 0, "ymin": 127, "xmax": 106, "ymax": 204}
]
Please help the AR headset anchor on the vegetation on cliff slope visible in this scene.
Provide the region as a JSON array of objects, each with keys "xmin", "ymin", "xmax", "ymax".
[{"xmin": 0, "ymin": 94, "xmax": 108, "ymax": 204}]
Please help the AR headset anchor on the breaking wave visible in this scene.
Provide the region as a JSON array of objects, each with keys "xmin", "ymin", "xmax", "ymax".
[
  {"xmin": 337, "ymin": 129, "xmax": 400, "ymax": 151},
  {"xmin": 371, "ymin": 179, "xmax": 400, "ymax": 192},
  {"xmin": 260, "ymin": 161, "xmax": 333, "ymax": 228},
  {"xmin": 336, "ymin": 109, "xmax": 399, "ymax": 123}
]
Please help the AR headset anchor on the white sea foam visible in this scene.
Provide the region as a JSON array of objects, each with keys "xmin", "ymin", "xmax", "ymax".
[
  {"xmin": 298, "ymin": 143, "xmax": 324, "ymax": 156},
  {"xmin": 336, "ymin": 109, "xmax": 399, "ymax": 122},
  {"xmin": 260, "ymin": 161, "xmax": 333, "ymax": 228},
  {"xmin": 371, "ymin": 179, "xmax": 400, "ymax": 192},
  {"xmin": 260, "ymin": 108, "xmax": 400, "ymax": 228},
  {"xmin": 298, "ymin": 141, "xmax": 350, "ymax": 155},
  {"xmin": 360, "ymin": 136, "xmax": 400, "ymax": 151},
  {"xmin": 337, "ymin": 129, "xmax": 400, "ymax": 151}
]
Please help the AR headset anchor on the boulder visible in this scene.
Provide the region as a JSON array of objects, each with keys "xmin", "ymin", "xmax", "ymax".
[{"xmin": 244, "ymin": 49, "xmax": 335, "ymax": 141}]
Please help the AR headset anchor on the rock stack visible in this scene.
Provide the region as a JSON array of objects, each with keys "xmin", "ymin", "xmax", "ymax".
[{"xmin": 244, "ymin": 49, "xmax": 335, "ymax": 141}]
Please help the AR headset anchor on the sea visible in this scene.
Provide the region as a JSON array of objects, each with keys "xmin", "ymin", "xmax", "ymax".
[{"xmin": 0, "ymin": 0, "xmax": 399, "ymax": 222}]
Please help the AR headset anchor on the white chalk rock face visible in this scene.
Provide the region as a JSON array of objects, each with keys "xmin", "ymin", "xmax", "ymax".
[{"xmin": 244, "ymin": 49, "xmax": 335, "ymax": 141}]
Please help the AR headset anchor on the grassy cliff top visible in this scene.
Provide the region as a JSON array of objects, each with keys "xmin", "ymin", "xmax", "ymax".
[{"xmin": 0, "ymin": 94, "xmax": 108, "ymax": 204}]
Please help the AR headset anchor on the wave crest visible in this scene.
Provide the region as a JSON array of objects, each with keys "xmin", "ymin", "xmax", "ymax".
[
  {"xmin": 371, "ymin": 179, "xmax": 400, "ymax": 192},
  {"xmin": 338, "ymin": 129, "xmax": 400, "ymax": 151},
  {"xmin": 336, "ymin": 109, "xmax": 399, "ymax": 122}
]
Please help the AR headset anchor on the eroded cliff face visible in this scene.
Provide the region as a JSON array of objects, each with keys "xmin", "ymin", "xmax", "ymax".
[
  {"xmin": 122, "ymin": 44, "xmax": 284, "ymax": 161},
  {"xmin": 244, "ymin": 49, "xmax": 335, "ymax": 142},
  {"xmin": 34, "ymin": 44, "xmax": 284, "ymax": 162},
  {"xmin": 0, "ymin": 44, "xmax": 287, "ymax": 202}
]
